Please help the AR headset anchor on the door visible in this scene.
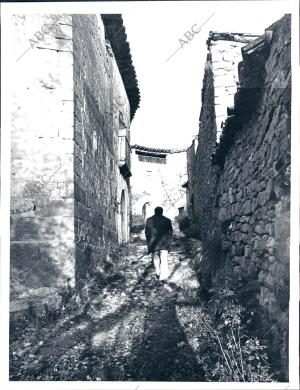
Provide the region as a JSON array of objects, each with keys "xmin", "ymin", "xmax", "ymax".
[
  {"xmin": 142, "ymin": 202, "xmax": 151, "ymax": 224},
  {"xmin": 120, "ymin": 190, "xmax": 127, "ymax": 242}
]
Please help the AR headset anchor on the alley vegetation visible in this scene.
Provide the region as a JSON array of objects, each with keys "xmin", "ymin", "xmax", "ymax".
[{"xmin": 10, "ymin": 235, "xmax": 276, "ymax": 382}]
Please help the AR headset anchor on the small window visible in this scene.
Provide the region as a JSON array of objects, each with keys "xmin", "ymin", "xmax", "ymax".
[{"xmin": 137, "ymin": 154, "xmax": 166, "ymax": 164}]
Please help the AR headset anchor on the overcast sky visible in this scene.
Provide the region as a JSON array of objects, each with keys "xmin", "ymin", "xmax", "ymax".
[{"xmin": 123, "ymin": 1, "xmax": 291, "ymax": 149}]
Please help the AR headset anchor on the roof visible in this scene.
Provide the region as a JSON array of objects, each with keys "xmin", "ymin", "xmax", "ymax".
[
  {"xmin": 131, "ymin": 144, "xmax": 187, "ymax": 154},
  {"xmin": 242, "ymin": 35, "xmax": 267, "ymax": 56},
  {"xmin": 207, "ymin": 31, "xmax": 261, "ymax": 46},
  {"xmin": 101, "ymin": 14, "xmax": 140, "ymax": 120}
]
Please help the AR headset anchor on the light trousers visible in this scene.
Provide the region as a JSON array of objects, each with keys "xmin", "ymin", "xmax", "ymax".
[{"xmin": 152, "ymin": 250, "xmax": 169, "ymax": 281}]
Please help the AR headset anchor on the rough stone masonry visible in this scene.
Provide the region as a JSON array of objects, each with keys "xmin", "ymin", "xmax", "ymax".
[
  {"xmin": 10, "ymin": 14, "xmax": 140, "ymax": 314},
  {"xmin": 187, "ymin": 15, "xmax": 290, "ymax": 378}
]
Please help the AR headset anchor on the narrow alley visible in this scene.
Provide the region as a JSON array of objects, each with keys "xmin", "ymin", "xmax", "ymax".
[
  {"xmin": 10, "ymin": 235, "xmax": 206, "ymax": 381},
  {"xmin": 9, "ymin": 233, "xmax": 279, "ymax": 382},
  {"xmin": 7, "ymin": 6, "xmax": 292, "ymax": 386}
]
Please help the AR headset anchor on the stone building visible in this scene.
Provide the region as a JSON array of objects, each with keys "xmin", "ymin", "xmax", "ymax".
[
  {"xmin": 186, "ymin": 15, "xmax": 290, "ymax": 378},
  {"xmin": 10, "ymin": 14, "xmax": 140, "ymax": 311},
  {"xmin": 130, "ymin": 145, "xmax": 187, "ymax": 232},
  {"xmin": 186, "ymin": 30, "xmax": 260, "ymax": 232}
]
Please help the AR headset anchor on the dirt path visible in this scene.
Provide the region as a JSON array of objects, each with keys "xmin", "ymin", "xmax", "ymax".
[{"xmin": 10, "ymin": 235, "xmax": 206, "ymax": 381}]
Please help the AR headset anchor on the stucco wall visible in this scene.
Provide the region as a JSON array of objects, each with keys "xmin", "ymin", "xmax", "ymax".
[
  {"xmin": 211, "ymin": 39, "xmax": 248, "ymax": 140},
  {"xmin": 131, "ymin": 149, "xmax": 187, "ymax": 230}
]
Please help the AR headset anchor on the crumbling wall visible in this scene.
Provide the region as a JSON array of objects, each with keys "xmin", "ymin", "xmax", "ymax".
[{"xmin": 189, "ymin": 15, "xmax": 291, "ymax": 378}]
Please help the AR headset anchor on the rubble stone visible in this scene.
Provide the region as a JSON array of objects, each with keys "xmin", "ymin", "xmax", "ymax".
[{"xmin": 186, "ymin": 15, "xmax": 290, "ymax": 379}]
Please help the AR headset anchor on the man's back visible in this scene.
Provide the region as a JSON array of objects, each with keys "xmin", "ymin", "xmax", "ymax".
[
  {"xmin": 145, "ymin": 206, "xmax": 173, "ymax": 285},
  {"xmin": 145, "ymin": 214, "xmax": 173, "ymax": 254}
]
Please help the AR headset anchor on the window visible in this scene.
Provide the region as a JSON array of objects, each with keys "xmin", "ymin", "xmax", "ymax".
[{"xmin": 137, "ymin": 154, "xmax": 166, "ymax": 164}]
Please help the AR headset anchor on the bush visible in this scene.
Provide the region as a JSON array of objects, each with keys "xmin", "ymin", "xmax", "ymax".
[
  {"xmin": 178, "ymin": 216, "xmax": 191, "ymax": 232},
  {"xmin": 188, "ymin": 235, "xmax": 225, "ymax": 299},
  {"xmin": 200, "ymin": 287, "xmax": 276, "ymax": 382},
  {"xmin": 185, "ymin": 233, "xmax": 277, "ymax": 381}
]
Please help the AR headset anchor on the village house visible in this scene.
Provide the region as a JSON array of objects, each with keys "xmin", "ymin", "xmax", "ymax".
[
  {"xmin": 10, "ymin": 14, "xmax": 140, "ymax": 313},
  {"xmin": 130, "ymin": 144, "xmax": 187, "ymax": 232}
]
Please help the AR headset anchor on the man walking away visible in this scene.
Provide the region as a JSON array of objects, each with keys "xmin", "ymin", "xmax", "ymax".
[{"xmin": 145, "ymin": 207, "xmax": 173, "ymax": 289}]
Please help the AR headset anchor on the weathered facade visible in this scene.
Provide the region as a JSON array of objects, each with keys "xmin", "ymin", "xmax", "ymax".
[
  {"xmin": 131, "ymin": 145, "xmax": 187, "ymax": 232},
  {"xmin": 10, "ymin": 14, "xmax": 140, "ymax": 311},
  {"xmin": 187, "ymin": 15, "xmax": 290, "ymax": 378}
]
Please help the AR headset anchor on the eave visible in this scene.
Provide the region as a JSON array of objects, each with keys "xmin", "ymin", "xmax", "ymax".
[{"xmin": 101, "ymin": 14, "xmax": 140, "ymax": 121}]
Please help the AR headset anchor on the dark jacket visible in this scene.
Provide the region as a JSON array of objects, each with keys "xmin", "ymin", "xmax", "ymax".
[{"xmin": 145, "ymin": 215, "xmax": 173, "ymax": 254}]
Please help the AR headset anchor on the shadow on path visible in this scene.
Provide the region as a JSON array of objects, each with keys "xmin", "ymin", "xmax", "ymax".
[{"xmin": 126, "ymin": 297, "xmax": 205, "ymax": 381}]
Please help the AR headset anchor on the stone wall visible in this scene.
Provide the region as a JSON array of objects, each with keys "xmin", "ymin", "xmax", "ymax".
[
  {"xmin": 189, "ymin": 31, "xmax": 260, "ymax": 240},
  {"xmin": 72, "ymin": 15, "xmax": 132, "ymax": 283},
  {"xmin": 186, "ymin": 139, "xmax": 197, "ymax": 222},
  {"xmin": 131, "ymin": 147, "xmax": 187, "ymax": 231},
  {"xmin": 10, "ymin": 14, "xmax": 139, "ymax": 311},
  {"xmin": 10, "ymin": 15, "xmax": 75, "ymax": 307},
  {"xmin": 188, "ymin": 15, "xmax": 291, "ymax": 378},
  {"xmin": 190, "ymin": 63, "xmax": 219, "ymax": 240}
]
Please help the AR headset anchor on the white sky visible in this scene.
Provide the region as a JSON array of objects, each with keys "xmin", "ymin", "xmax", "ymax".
[{"xmin": 123, "ymin": 1, "xmax": 292, "ymax": 149}]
